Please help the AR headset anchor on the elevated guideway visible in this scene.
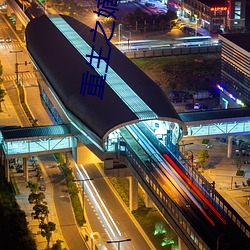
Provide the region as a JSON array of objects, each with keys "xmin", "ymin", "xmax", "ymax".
[
  {"xmin": 118, "ymin": 123, "xmax": 250, "ymax": 249},
  {"xmin": 6, "ymin": 0, "xmax": 31, "ymax": 28}
]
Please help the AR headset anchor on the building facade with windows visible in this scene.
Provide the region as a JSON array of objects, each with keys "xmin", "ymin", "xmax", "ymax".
[
  {"xmin": 173, "ymin": 0, "xmax": 249, "ymax": 32},
  {"xmin": 218, "ymin": 33, "xmax": 250, "ymax": 109},
  {"xmin": 227, "ymin": 0, "xmax": 248, "ymax": 30}
]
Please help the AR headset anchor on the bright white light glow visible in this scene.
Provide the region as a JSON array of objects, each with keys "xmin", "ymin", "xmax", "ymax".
[{"xmin": 75, "ymin": 163, "xmax": 122, "ymax": 238}]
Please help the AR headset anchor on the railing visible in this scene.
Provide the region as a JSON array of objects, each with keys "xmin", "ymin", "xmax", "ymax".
[
  {"xmin": 167, "ymin": 141, "xmax": 250, "ymax": 239},
  {"xmin": 7, "ymin": 0, "xmax": 30, "ymax": 26},
  {"xmin": 119, "ymin": 141, "xmax": 210, "ymax": 250},
  {"xmin": 124, "ymin": 45, "xmax": 221, "ymax": 59}
]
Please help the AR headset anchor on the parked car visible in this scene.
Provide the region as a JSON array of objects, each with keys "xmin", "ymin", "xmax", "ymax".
[
  {"xmin": 5, "ymin": 37, "xmax": 12, "ymax": 43},
  {"xmin": 0, "ymin": 37, "xmax": 4, "ymax": 43},
  {"xmin": 194, "ymin": 102, "xmax": 202, "ymax": 109},
  {"xmin": 39, "ymin": 182, "xmax": 46, "ymax": 191}
]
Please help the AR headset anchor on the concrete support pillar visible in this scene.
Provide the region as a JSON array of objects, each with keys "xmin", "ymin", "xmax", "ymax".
[
  {"xmin": 129, "ymin": 176, "xmax": 138, "ymax": 211},
  {"xmin": 0, "ymin": 150, "xmax": 4, "ymax": 166},
  {"xmin": 7, "ymin": 5, "xmax": 12, "ymax": 17},
  {"xmin": 178, "ymin": 237, "xmax": 189, "ymax": 250},
  {"xmin": 145, "ymin": 193, "xmax": 153, "ymax": 208},
  {"xmin": 227, "ymin": 136, "xmax": 234, "ymax": 158},
  {"xmin": 23, "ymin": 157, "xmax": 28, "ymax": 182},
  {"xmin": 104, "ymin": 158, "xmax": 113, "ymax": 170},
  {"xmin": 71, "ymin": 137, "xmax": 77, "ymax": 163},
  {"xmin": 66, "ymin": 152, "xmax": 69, "ymax": 168},
  {"xmin": 5, "ymin": 158, "xmax": 10, "ymax": 183},
  {"xmin": 16, "ymin": 17, "xmax": 22, "ymax": 31},
  {"xmin": 76, "ymin": 140, "xmax": 101, "ymax": 165}
]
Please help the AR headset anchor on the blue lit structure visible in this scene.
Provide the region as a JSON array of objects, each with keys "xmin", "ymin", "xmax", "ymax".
[{"xmin": 25, "ymin": 14, "xmax": 186, "ymax": 153}]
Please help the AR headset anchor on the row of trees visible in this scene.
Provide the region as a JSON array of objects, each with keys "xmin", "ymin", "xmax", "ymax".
[
  {"xmin": 26, "ymin": 180, "xmax": 66, "ymax": 250},
  {"xmin": 0, "ymin": 61, "xmax": 6, "ymax": 111}
]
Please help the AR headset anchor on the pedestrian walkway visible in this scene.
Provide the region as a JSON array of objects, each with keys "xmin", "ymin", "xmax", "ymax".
[
  {"xmin": 13, "ymin": 157, "xmax": 68, "ymax": 250},
  {"xmin": 2, "ymin": 72, "xmax": 36, "ymax": 82},
  {"xmin": 0, "ymin": 42, "xmax": 23, "ymax": 50},
  {"xmin": 0, "ymin": 83, "xmax": 22, "ymax": 126}
]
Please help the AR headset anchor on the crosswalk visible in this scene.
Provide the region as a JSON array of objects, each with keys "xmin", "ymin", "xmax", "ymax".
[
  {"xmin": 0, "ymin": 43, "xmax": 23, "ymax": 50},
  {"xmin": 3, "ymin": 72, "xmax": 36, "ymax": 81}
]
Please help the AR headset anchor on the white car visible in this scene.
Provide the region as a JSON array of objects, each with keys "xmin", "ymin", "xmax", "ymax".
[{"xmin": 194, "ymin": 103, "xmax": 202, "ymax": 109}]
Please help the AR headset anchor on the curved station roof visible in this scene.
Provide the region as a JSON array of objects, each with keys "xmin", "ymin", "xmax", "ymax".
[{"xmin": 25, "ymin": 14, "xmax": 185, "ymax": 140}]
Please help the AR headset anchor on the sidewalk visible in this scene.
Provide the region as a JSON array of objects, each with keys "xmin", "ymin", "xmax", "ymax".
[
  {"xmin": 0, "ymin": 83, "xmax": 22, "ymax": 127},
  {"xmin": 184, "ymin": 138, "xmax": 250, "ymax": 226},
  {"xmin": 13, "ymin": 158, "xmax": 68, "ymax": 250}
]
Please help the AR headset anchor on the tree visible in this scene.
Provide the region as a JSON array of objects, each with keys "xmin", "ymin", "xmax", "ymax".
[
  {"xmin": 197, "ymin": 149, "xmax": 209, "ymax": 172},
  {"xmin": 159, "ymin": 19, "xmax": 168, "ymax": 31},
  {"xmin": 0, "ymin": 87, "xmax": 6, "ymax": 112},
  {"xmin": 51, "ymin": 240, "xmax": 67, "ymax": 250},
  {"xmin": 0, "ymin": 61, "xmax": 6, "ymax": 112},
  {"xmin": 39, "ymin": 221, "xmax": 56, "ymax": 248},
  {"xmin": 31, "ymin": 204, "xmax": 49, "ymax": 223},
  {"xmin": 232, "ymin": 156, "xmax": 244, "ymax": 176},
  {"xmin": 28, "ymin": 192, "xmax": 46, "ymax": 205},
  {"xmin": 27, "ymin": 180, "xmax": 39, "ymax": 194}
]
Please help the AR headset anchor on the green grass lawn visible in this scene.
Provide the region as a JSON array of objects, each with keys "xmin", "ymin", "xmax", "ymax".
[{"xmin": 132, "ymin": 54, "xmax": 221, "ymax": 94}]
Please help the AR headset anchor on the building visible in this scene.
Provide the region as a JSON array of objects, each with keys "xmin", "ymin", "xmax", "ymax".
[
  {"xmin": 218, "ymin": 33, "xmax": 250, "ymax": 109},
  {"xmin": 227, "ymin": 0, "xmax": 248, "ymax": 31},
  {"xmin": 168, "ymin": 0, "xmax": 249, "ymax": 32}
]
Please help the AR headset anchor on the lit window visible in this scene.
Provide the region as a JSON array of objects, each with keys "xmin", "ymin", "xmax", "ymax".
[{"xmin": 234, "ymin": 2, "xmax": 241, "ymax": 19}]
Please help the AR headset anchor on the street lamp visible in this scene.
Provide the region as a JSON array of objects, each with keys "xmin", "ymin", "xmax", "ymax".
[
  {"xmin": 9, "ymin": 50, "xmax": 23, "ymax": 84},
  {"xmin": 178, "ymin": 142, "xmax": 194, "ymax": 153},
  {"xmin": 107, "ymin": 239, "xmax": 131, "ymax": 250},
  {"xmin": 194, "ymin": 14, "xmax": 198, "ymax": 36},
  {"xmin": 216, "ymin": 233, "xmax": 225, "ymax": 250},
  {"xmin": 185, "ymin": 150, "xmax": 194, "ymax": 165},
  {"xmin": 19, "ymin": 70, "xmax": 29, "ymax": 86},
  {"xmin": 118, "ymin": 23, "xmax": 122, "ymax": 43},
  {"xmin": 73, "ymin": 178, "xmax": 94, "ymax": 219}
]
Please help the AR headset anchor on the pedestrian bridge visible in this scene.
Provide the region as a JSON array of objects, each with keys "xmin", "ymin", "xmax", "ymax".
[
  {"xmin": 180, "ymin": 107, "xmax": 250, "ymax": 139},
  {"xmin": 0, "ymin": 125, "xmax": 73, "ymax": 158}
]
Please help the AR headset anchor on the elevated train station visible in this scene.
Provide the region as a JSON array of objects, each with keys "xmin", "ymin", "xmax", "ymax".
[{"xmin": 1, "ymin": 13, "xmax": 250, "ymax": 250}]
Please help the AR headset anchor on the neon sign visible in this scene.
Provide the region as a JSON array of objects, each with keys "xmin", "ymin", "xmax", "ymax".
[{"xmin": 211, "ymin": 7, "xmax": 227, "ymax": 11}]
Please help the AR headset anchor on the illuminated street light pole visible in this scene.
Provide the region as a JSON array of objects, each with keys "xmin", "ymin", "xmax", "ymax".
[
  {"xmin": 118, "ymin": 23, "xmax": 122, "ymax": 43},
  {"xmin": 9, "ymin": 50, "xmax": 23, "ymax": 85},
  {"xmin": 194, "ymin": 14, "xmax": 198, "ymax": 36},
  {"xmin": 216, "ymin": 233, "xmax": 225, "ymax": 250},
  {"xmin": 107, "ymin": 239, "xmax": 131, "ymax": 250},
  {"xmin": 178, "ymin": 142, "xmax": 194, "ymax": 153},
  {"xmin": 185, "ymin": 149, "xmax": 194, "ymax": 165}
]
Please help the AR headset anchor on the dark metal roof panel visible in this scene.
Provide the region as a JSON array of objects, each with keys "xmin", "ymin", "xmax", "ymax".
[
  {"xmin": 25, "ymin": 15, "xmax": 183, "ymax": 139},
  {"xmin": 179, "ymin": 108, "xmax": 250, "ymax": 123},
  {"xmin": 0, "ymin": 125, "xmax": 70, "ymax": 140},
  {"xmin": 220, "ymin": 33, "xmax": 250, "ymax": 53}
]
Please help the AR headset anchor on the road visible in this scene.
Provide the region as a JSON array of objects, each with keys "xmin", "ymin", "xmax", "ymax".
[
  {"xmin": 39, "ymin": 154, "xmax": 89, "ymax": 250},
  {"xmin": 80, "ymin": 163, "xmax": 152, "ymax": 250},
  {"xmin": 39, "ymin": 155, "xmax": 153, "ymax": 250},
  {"xmin": 0, "ymin": 14, "xmax": 53, "ymax": 126}
]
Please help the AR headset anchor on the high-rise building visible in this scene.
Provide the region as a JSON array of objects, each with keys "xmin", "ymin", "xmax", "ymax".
[
  {"xmin": 218, "ymin": 33, "xmax": 250, "ymax": 108},
  {"xmin": 227, "ymin": 0, "xmax": 247, "ymax": 30}
]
